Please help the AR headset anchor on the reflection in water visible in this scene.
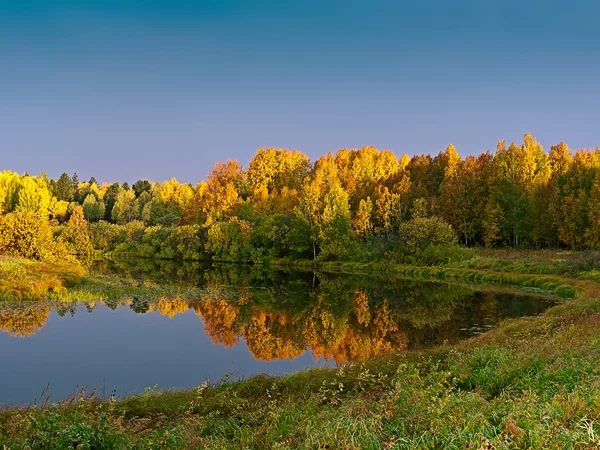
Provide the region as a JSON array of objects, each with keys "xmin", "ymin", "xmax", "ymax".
[
  {"xmin": 0, "ymin": 302, "xmax": 51, "ymax": 337},
  {"xmin": 1, "ymin": 261, "xmax": 556, "ymax": 364}
]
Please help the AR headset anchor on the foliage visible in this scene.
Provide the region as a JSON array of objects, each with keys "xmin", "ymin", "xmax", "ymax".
[
  {"xmin": 5, "ymin": 139, "xmax": 600, "ymax": 265},
  {"xmin": 205, "ymin": 220, "xmax": 253, "ymax": 262},
  {"xmin": 0, "ymin": 211, "xmax": 72, "ymax": 262},
  {"xmin": 0, "ymin": 257, "xmax": 85, "ymax": 302}
]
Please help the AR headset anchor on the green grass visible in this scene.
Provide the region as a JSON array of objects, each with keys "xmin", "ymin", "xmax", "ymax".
[
  {"xmin": 275, "ymin": 256, "xmax": 580, "ymax": 299},
  {"xmin": 46, "ymin": 273, "xmax": 203, "ymax": 302},
  {"xmin": 3, "ymin": 251, "xmax": 600, "ymax": 448}
]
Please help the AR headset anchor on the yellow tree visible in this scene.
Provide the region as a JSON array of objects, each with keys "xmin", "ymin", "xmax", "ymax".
[
  {"xmin": 586, "ymin": 173, "xmax": 600, "ymax": 248},
  {"xmin": 437, "ymin": 144, "xmax": 463, "ymax": 234},
  {"xmin": 374, "ymin": 185, "xmax": 400, "ymax": 237},
  {"xmin": 482, "ymin": 201, "xmax": 504, "ymax": 248},
  {"xmin": 487, "ymin": 134, "xmax": 547, "ymax": 247},
  {"xmin": 558, "ymin": 149, "xmax": 600, "ymax": 248},
  {"xmin": 294, "ymin": 178, "xmax": 323, "ymax": 259},
  {"xmin": 247, "ymin": 148, "xmax": 310, "ymax": 195},
  {"xmin": 533, "ymin": 142, "xmax": 572, "ymax": 246},
  {"xmin": 203, "ymin": 160, "xmax": 244, "ymax": 223},
  {"xmin": 320, "ymin": 181, "xmax": 352, "ymax": 259},
  {"xmin": 182, "ymin": 181, "xmax": 208, "ymax": 224},
  {"xmin": 159, "ymin": 178, "xmax": 194, "ymax": 216},
  {"xmin": 48, "ymin": 198, "xmax": 70, "ymax": 223},
  {"xmin": 352, "ymin": 197, "xmax": 373, "ymax": 238},
  {"xmin": 15, "ymin": 176, "xmax": 52, "ymax": 218}
]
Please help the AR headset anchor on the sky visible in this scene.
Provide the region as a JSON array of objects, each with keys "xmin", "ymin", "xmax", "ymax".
[{"xmin": 1, "ymin": 0, "xmax": 599, "ymax": 183}]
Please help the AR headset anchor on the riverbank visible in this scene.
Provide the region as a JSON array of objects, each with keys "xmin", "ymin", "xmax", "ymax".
[
  {"xmin": 2, "ymin": 252, "xmax": 600, "ymax": 448},
  {"xmin": 274, "ymin": 258, "xmax": 579, "ymax": 300},
  {"xmin": 0, "ymin": 257, "xmax": 85, "ymax": 301},
  {"xmin": 2, "ymin": 290, "xmax": 599, "ymax": 448}
]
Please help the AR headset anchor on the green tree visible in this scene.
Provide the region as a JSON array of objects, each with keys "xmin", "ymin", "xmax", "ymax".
[
  {"xmin": 53, "ymin": 172, "xmax": 74, "ymax": 202},
  {"xmin": 82, "ymin": 194, "xmax": 106, "ymax": 222},
  {"xmin": 112, "ymin": 189, "xmax": 139, "ymax": 224},
  {"xmin": 205, "ymin": 220, "xmax": 253, "ymax": 262},
  {"xmin": 103, "ymin": 183, "xmax": 121, "ymax": 221}
]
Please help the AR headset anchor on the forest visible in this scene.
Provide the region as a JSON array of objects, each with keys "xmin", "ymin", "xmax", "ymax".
[{"xmin": 1, "ymin": 133, "xmax": 600, "ymax": 267}]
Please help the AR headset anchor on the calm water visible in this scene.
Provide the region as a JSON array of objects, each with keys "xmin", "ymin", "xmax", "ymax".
[{"xmin": 0, "ymin": 260, "xmax": 556, "ymax": 405}]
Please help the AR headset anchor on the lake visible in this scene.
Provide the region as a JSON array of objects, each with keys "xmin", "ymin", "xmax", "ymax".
[{"xmin": 0, "ymin": 260, "xmax": 556, "ymax": 405}]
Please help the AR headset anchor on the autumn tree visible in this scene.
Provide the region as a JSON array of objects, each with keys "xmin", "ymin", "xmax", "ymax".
[
  {"xmin": 82, "ymin": 194, "xmax": 106, "ymax": 222},
  {"xmin": 246, "ymin": 148, "xmax": 311, "ymax": 215},
  {"xmin": 0, "ymin": 211, "xmax": 66, "ymax": 261},
  {"xmin": 111, "ymin": 188, "xmax": 138, "ymax": 224},
  {"xmin": 558, "ymin": 149, "xmax": 600, "ymax": 248},
  {"xmin": 202, "ymin": 160, "xmax": 244, "ymax": 224}
]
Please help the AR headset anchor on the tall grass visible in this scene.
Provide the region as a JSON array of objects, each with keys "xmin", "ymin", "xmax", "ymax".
[{"xmin": 0, "ymin": 257, "xmax": 85, "ymax": 301}]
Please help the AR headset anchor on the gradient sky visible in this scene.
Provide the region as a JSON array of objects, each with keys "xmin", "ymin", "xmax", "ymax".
[{"xmin": 1, "ymin": 0, "xmax": 599, "ymax": 183}]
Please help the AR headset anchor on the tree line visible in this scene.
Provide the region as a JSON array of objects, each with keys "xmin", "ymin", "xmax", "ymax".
[{"xmin": 1, "ymin": 134, "xmax": 600, "ymax": 265}]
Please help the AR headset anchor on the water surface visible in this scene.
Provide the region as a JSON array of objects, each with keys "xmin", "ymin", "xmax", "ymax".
[{"xmin": 0, "ymin": 260, "xmax": 556, "ymax": 405}]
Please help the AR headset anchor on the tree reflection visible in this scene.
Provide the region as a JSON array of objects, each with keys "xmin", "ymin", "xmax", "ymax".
[
  {"xmin": 157, "ymin": 296, "xmax": 189, "ymax": 318},
  {"xmin": 244, "ymin": 309, "xmax": 304, "ymax": 361},
  {"xmin": 0, "ymin": 302, "xmax": 51, "ymax": 337},
  {"xmin": 194, "ymin": 297, "xmax": 240, "ymax": 347},
  {"xmin": 0, "ymin": 264, "xmax": 553, "ymax": 365}
]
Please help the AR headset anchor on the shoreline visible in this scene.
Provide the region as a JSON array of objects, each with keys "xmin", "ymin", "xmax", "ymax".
[{"xmin": 2, "ymin": 251, "xmax": 600, "ymax": 447}]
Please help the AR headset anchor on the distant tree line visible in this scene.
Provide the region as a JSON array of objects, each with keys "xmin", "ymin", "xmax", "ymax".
[{"xmin": 1, "ymin": 134, "xmax": 600, "ymax": 265}]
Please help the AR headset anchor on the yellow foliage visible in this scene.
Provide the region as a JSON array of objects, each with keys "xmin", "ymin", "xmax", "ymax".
[
  {"xmin": 0, "ymin": 302, "xmax": 51, "ymax": 337},
  {"xmin": 194, "ymin": 297, "xmax": 240, "ymax": 347},
  {"xmin": 157, "ymin": 297, "xmax": 190, "ymax": 318}
]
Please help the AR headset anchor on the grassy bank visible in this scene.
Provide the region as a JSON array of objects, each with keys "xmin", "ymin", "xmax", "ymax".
[
  {"xmin": 0, "ymin": 257, "xmax": 85, "ymax": 301},
  {"xmin": 274, "ymin": 255, "xmax": 582, "ymax": 300}
]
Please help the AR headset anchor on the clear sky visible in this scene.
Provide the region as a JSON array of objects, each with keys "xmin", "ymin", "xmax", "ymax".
[{"xmin": 1, "ymin": 0, "xmax": 599, "ymax": 183}]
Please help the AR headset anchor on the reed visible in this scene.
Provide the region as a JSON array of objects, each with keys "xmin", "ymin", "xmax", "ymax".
[{"xmin": 0, "ymin": 257, "xmax": 85, "ymax": 301}]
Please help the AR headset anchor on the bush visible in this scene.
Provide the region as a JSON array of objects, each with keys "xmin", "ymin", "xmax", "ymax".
[
  {"xmin": 87, "ymin": 221, "xmax": 126, "ymax": 251},
  {"xmin": 56, "ymin": 226, "xmax": 95, "ymax": 266},
  {"xmin": 417, "ymin": 243, "xmax": 474, "ymax": 266},
  {"xmin": 0, "ymin": 211, "xmax": 75, "ymax": 262},
  {"xmin": 205, "ymin": 220, "xmax": 253, "ymax": 262},
  {"xmin": 399, "ymin": 216, "xmax": 457, "ymax": 253},
  {"xmin": 393, "ymin": 215, "xmax": 471, "ymax": 265}
]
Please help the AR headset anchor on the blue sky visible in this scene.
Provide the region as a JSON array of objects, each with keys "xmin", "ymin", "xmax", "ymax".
[{"xmin": 1, "ymin": 0, "xmax": 599, "ymax": 183}]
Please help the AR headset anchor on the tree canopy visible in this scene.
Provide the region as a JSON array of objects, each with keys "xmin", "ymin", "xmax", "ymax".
[{"xmin": 2, "ymin": 138, "xmax": 600, "ymax": 266}]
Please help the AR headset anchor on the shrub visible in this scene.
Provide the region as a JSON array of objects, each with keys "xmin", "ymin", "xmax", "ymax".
[
  {"xmin": 205, "ymin": 220, "xmax": 253, "ymax": 262},
  {"xmin": 0, "ymin": 211, "xmax": 75, "ymax": 262},
  {"xmin": 87, "ymin": 221, "xmax": 126, "ymax": 251}
]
